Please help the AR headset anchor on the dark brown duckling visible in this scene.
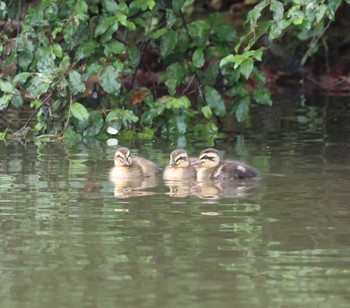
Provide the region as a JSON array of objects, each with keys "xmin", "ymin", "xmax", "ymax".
[{"xmin": 194, "ymin": 148, "xmax": 259, "ymax": 181}]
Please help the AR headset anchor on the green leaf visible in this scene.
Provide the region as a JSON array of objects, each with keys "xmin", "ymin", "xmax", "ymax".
[
  {"xmin": 0, "ymin": 80, "xmax": 15, "ymax": 93},
  {"xmin": 95, "ymin": 16, "xmax": 117, "ymax": 37},
  {"xmin": 75, "ymin": 40, "xmax": 98, "ymax": 61},
  {"xmin": 172, "ymin": 0, "xmax": 186, "ymax": 12},
  {"xmin": 188, "ymin": 20, "xmax": 211, "ymax": 47},
  {"xmin": 160, "ymin": 29, "xmax": 177, "ymax": 58},
  {"xmin": 192, "ymin": 48, "xmax": 205, "ymax": 68},
  {"xmin": 100, "ymin": 65, "xmax": 120, "ymax": 95},
  {"xmin": 164, "ymin": 96, "xmax": 191, "ymax": 109},
  {"xmin": 130, "ymin": 0, "xmax": 155, "ymax": 10},
  {"xmin": 28, "ymin": 75, "xmax": 51, "ymax": 98},
  {"xmin": 235, "ymin": 97, "xmax": 250, "ymax": 122},
  {"xmin": 151, "ymin": 28, "xmax": 167, "ymax": 39},
  {"xmin": 204, "ymin": 86, "xmax": 226, "ymax": 117},
  {"xmin": 213, "ymin": 24, "xmax": 237, "ymax": 43},
  {"xmin": 75, "ymin": 0, "xmax": 88, "ymax": 13},
  {"xmin": 84, "ymin": 111, "xmax": 104, "ymax": 136},
  {"xmin": 164, "ymin": 63, "xmax": 185, "ymax": 95},
  {"xmin": 252, "ymin": 87, "xmax": 272, "ymax": 106},
  {"xmin": 103, "ymin": 41, "xmax": 126, "ymax": 56},
  {"xmin": 270, "ymin": 1, "xmax": 284, "ymax": 22},
  {"xmin": 0, "ymin": 94, "xmax": 12, "ymax": 111},
  {"xmin": 63, "ymin": 129, "xmax": 81, "ymax": 147},
  {"xmin": 102, "ymin": 0, "xmax": 118, "ymax": 13},
  {"xmin": 70, "ymin": 102, "xmax": 89, "ymax": 121},
  {"xmin": 204, "ymin": 61, "xmax": 219, "ymax": 86},
  {"xmin": 17, "ymin": 39, "xmax": 34, "ymax": 70},
  {"xmin": 11, "ymin": 94, "xmax": 23, "ymax": 108},
  {"xmin": 69, "ymin": 70, "xmax": 86, "ymax": 95},
  {"xmin": 52, "ymin": 43, "xmax": 63, "ymax": 58},
  {"xmin": 240, "ymin": 59, "xmax": 254, "ymax": 79},
  {"xmin": 201, "ymin": 106, "xmax": 212, "ymax": 119}
]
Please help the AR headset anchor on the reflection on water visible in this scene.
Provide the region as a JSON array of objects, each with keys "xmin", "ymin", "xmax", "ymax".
[
  {"xmin": 109, "ymin": 168, "xmax": 160, "ymax": 198},
  {"xmin": 1, "ymin": 126, "xmax": 350, "ymax": 306}
]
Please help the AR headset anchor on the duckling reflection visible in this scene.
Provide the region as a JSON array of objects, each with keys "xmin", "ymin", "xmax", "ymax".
[
  {"xmin": 109, "ymin": 172, "xmax": 160, "ymax": 198},
  {"xmin": 191, "ymin": 180, "xmax": 259, "ymax": 200},
  {"xmin": 164, "ymin": 179, "xmax": 195, "ymax": 198}
]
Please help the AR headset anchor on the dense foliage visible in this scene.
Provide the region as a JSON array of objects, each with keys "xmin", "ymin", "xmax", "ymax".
[{"xmin": 0, "ymin": 0, "xmax": 348, "ymax": 142}]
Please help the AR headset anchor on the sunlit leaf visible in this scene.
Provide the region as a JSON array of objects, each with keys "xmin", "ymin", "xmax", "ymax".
[
  {"xmin": 103, "ymin": 41, "xmax": 126, "ymax": 56},
  {"xmin": 70, "ymin": 102, "xmax": 89, "ymax": 121},
  {"xmin": 102, "ymin": 0, "xmax": 118, "ymax": 13},
  {"xmin": 0, "ymin": 94, "xmax": 12, "ymax": 111},
  {"xmin": 204, "ymin": 86, "xmax": 225, "ymax": 117},
  {"xmin": 192, "ymin": 48, "xmax": 205, "ymax": 68},
  {"xmin": 130, "ymin": 0, "xmax": 155, "ymax": 10},
  {"xmin": 0, "ymin": 80, "xmax": 15, "ymax": 93},
  {"xmin": 11, "ymin": 94, "xmax": 23, "ymax": 108},
  {"xmin": 201, "ymin": 106, "xmax": 212, "ymax": 119},
  {"xmin": 95, "ymin": 16, "xmax": 116, "ymax": 37},
  {"xmin": 270, "ymin": 1, "xmax": 284, "ymax": 22},
  {"xmin": 69, "ymin": 70, "xmax": 86, "ymax": 95},
  {"xmin": 240, "ymin": 59, "xmax": 254, "ymax": 79},
  {"xmin": 28, "ymin": 75, "xmax": 51, "ymax": 98},
  {"xmin": 12, "ymin": 72, "xmax": 32, "ymax": 85}
]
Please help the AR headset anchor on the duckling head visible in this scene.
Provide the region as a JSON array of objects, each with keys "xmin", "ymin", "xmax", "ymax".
[
  {"xmin": 168, "ymin": 149, "xmax": 190, "ymax": 168},
  {"xmin": 198, "ymin": 148, "xmax": 223, "ymax": 169},
  {"xmin": 114, "ymin": 147, "xmax": 132, "ymax": 166}
]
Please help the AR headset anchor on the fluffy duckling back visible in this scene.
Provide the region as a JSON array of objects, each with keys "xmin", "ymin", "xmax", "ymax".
[
  {"xmin": 195, "ymin": 148, "xmax": 259, "ymax": 181},
  {"xmin": 163, "ymin": 149, "xmax": 197, "ymax": 180},
  {"xmin": 110, "ymin": 147, "xmax": 160, "ymax": 178}
]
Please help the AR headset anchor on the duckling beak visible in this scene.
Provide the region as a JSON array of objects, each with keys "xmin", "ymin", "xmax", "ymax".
[
  {"xmin": 191, "ymin": 159, "xmax": 201, "ymax": 165},
  {"xmin": 123, "ymin": 157, "xmax": 132, "ymax": 165},
  {"xmin": 169, "ymin": 161, "xmax": 176, "ymax": 168}
]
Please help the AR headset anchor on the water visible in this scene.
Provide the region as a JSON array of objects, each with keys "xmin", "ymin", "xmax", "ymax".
[{"xmin": 1, "ymin": 97, "xmax": 350, "ymax": 307}]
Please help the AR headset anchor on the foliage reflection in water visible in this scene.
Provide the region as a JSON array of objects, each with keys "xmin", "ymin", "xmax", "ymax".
[{"xmin": 1, "ymin": 126, "xmax": 350, "ymax": 307}]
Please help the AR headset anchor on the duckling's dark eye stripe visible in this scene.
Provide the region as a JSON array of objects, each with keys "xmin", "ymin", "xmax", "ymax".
[
  {"xmin": 201, "ymin": 155, "xmax": 215, "ymax": 161},
  {"xmin": 175, "ymin": 156, "xmax": 187, "ymax": 163}
]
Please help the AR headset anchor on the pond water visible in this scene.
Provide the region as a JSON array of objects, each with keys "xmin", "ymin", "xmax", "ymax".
[{"xmin": 1, "ymin": 95, "xmax": 350, "ymax": 307}]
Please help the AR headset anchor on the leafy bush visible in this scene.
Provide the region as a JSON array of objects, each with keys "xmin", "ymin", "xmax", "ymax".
[{"xmin": 0, "ymin": 0, "xmax": 346, "ymax": 142}]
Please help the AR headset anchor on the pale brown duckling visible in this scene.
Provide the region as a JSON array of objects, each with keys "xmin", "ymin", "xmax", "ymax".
[
  {"xmin": 194, "ymin": 148, "xmax": 259, "ymax": 181},
  {"xmin": 163, "ymin": 149, "xmax": 197, "ymax": 180},
  {"xmin": 110, "ymin": 147, "xmax": 160, "ymax": 179}
]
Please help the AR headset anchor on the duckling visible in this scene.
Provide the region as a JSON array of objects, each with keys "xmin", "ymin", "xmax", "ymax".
[
  {"xmin": 163, "ymin": 149, "xmax": 197, "ymax": 180},
  {"xmin": 110, "ymin": 147, "xmax": 160, "ymax": 179},
  {"xmin": 195, "ymin": 148, "xmax": 259, "ymax": 181}
]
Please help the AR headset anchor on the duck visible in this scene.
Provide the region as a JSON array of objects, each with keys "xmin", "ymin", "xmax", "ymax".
[
  {"xmin": 194, "ymin": 148, "xmax": 259, "ymax": 181},
  {"xmin": 163, "ymin": 149, "xmax": 197, "ymax": 180},
  {"xmin": 109, "ymin": 147, "xmax": 161, "ymax": 179}
]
